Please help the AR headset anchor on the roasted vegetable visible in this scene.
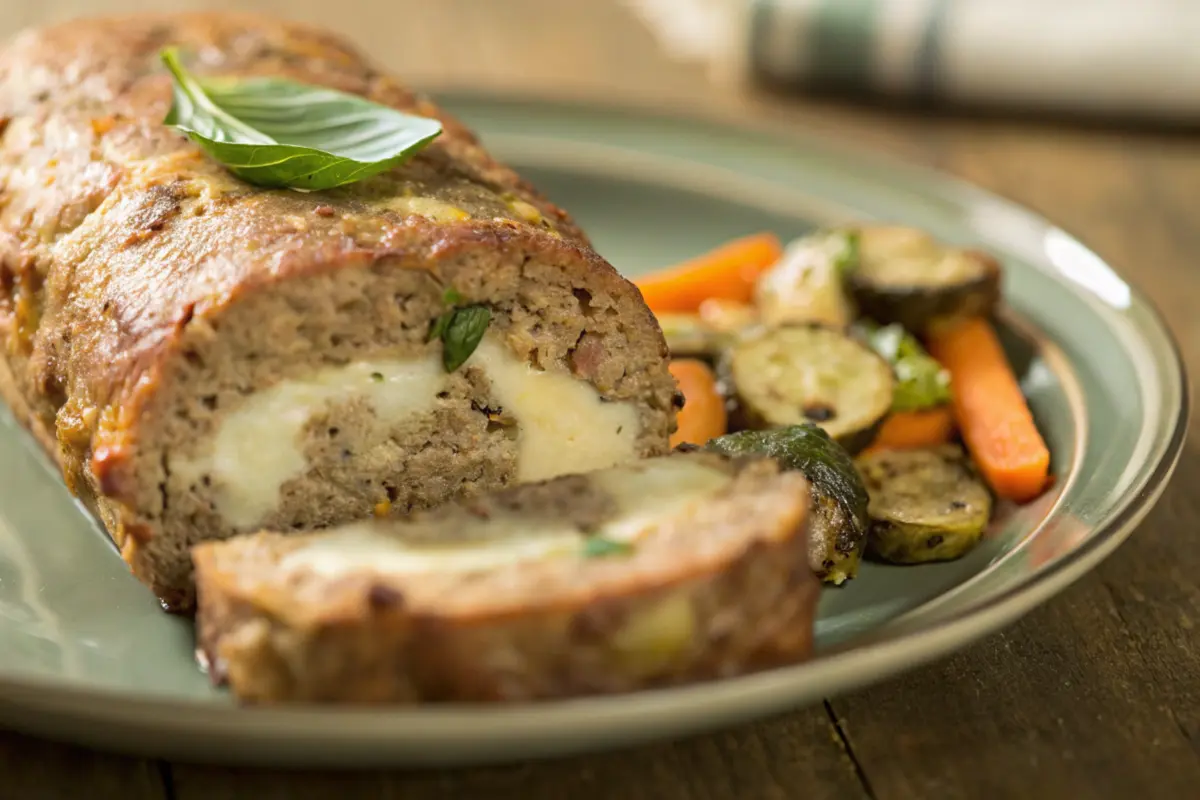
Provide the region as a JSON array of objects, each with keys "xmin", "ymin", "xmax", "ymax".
[
  {"xmin": 656, "ymin": 313, "xmax": 732, "ymax": 359},
  {"xmin": 697, "ymin": 298, "xmax": 760, "ymax": 333},
  {"xmin": 721, "ymin": 325, "xmax": 894, "ymax": 454},
  {"xmin": 669, "ymin": 359, "xmax": 728, "ymax": 447},
  {"xmin": 856, "ymin": 445, "xmax": 993, "ymax": 564},
  {"xmin": 927, "ymin": 317, "xmax": 1050, "ymax": 502},
  {"xmin": 854, "ymin": 320, "xmax": 951, "ymax": 412},
  {"xmin": 755, "ymin": 229, "xmax": 858, "ymax": 328},
  {"xmin": 845, "ymin": 226, "xmax": 1001, "ymax": 332},
  {"xmin": 705, "ymin": 424, "xmax": 868, "ymax": 584},
  {"xmin": 866, "ymin": 407, "xmax": 955, "ymax": 452},
  {"xmin": 635, "ymin": 232, "xmax": 784, "ymax": 313}
]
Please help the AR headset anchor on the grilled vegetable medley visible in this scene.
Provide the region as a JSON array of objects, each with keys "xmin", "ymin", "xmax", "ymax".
[{"xmin": 636, "ymin": 224, "xmax": 1053, "ymax": 581}]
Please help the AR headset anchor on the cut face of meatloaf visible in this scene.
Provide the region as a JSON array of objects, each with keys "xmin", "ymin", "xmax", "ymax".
[
  {"xmin": 0, "ymin": 14, "xmax": 677, "ymax": 611},
  {"xmin": 192, "ymin": 451, "xmax": 818, "ymax": 704}
]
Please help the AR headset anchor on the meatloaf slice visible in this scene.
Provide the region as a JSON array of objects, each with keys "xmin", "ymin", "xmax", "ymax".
[
  {"xmin": 0, "ymin": 14, "xmax": 677, "ymax": 611},
  {"xmin": 192, "ymin": 451, "xmax": 818, "ymax": 704}
]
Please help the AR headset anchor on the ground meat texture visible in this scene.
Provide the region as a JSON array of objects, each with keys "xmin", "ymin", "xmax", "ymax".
[
  {"xmin": 0, "ymin": 13, "xmax": 676, "ymax": 611},
  {"xmin": 192, "ymin": 453, "xmax": 818, "ymax": 704}
]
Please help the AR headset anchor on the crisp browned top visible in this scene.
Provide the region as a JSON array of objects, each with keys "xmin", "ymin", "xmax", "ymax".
[{"xmin": 0, "ymin": 13, "xmax": 597, "ymax": 420}]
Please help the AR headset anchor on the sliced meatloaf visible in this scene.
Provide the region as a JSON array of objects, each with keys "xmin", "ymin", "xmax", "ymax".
[
  {"xmin": 0, "ymin": 14, "xmax": 677, "ymax": 611},
  {"xmin": 193, "ymin": 451, "xmax": 817, "ymax": 704}
]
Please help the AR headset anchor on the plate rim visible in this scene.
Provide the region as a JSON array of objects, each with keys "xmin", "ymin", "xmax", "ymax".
[{"xmin": 0, "ymin": 90, "xmax": 1188, "ymax": 766}]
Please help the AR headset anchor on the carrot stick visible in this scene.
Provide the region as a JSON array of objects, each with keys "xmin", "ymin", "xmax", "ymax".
[
  {"xmin": 864, "ymin": 407, "xmax": 955, "ymax": 454},
  {"xmin": 635, "ymin": 233, "xmax": 783, "ymax": 313},
  {"xmin": 669, "ymin": 359, "xmax": 728, "ymax": 448},
  {"xmin": 926, "ymin": 317, "xmax": 1050, "ymax": 502}
]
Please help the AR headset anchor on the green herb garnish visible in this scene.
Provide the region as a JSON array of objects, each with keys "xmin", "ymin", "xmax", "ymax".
[
  {"xmin": 160, "ymin": 48, "xmax": 442, "ymax": 191},
  {"xmin": 832, "ymin": 229, "xmax": 861, "ymax": 276},
  {"xmin": 428, "ymin": 310, "xmax": 453, "ymax": 343},
  {"xmin": 581, "ymin": 535, "xmax": 635, "ymax": 559},
  {"xmin": 369, "ymin": 371, "xmax": 384, "ymax": 383},
  {"xmin": 427, "ymin": 289, "xmax": 471, "ymax": 353},
  {"xmin": 433, "ymin": 306, "xmax": 491, "ymax": 372},
  {"xmin": 857, "ymin": 321, "xmax": 951, "ymax": 411}
]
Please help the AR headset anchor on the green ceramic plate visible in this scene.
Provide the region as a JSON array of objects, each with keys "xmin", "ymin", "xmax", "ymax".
[{"xmin": 0, "ymin": 93, "xmax": 1186, "ymax": 767}]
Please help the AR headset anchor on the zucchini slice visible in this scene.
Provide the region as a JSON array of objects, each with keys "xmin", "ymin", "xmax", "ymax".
[
  {"xmin": 856, "ymin": 445, "xmax": 992, "ymax": 564},
  {"xmin": 698, "ymin": 299, "xmax": 760, "ymax": 333},
  {"xmin": 755, "ymin": 230, "xmax": 858, "ymax": 329},
  {"xmin": 655, "ymin": 313, "xmax": 731, "ymax": 360},
  {"xmin": 722, "ymin": 325, "xmax": 895, "ymax": 454},
  {"xmin": 846, "ymin": 226, "xmax": 1001, "ymax": 332},
  {"xmin": 705, "ymin": 424, "xmax": 868, "ymax": 584}
]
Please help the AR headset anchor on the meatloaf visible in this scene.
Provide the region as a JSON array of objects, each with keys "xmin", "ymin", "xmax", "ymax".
[
  {"xmin": 0, "ymin": 14, "xmax": 677, "ymax": 611},
  {"xmin": 193, "ymin": 451, "xmax": 817, "ymax": 704}
]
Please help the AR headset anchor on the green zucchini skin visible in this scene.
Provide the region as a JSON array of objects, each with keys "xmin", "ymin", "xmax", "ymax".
[
  {"xmin": 856, "ymin": 445, "xmax": 993, "ymax": 564},
  {"xmin": 845, "ymin": 226, "xmax": 1002, "ymax": 333},
  {"xmin": 706, "ymin": 424, "xmax": 869, "ymax": 584},
  {"xmin": 719, "ymin": 325, "xmax": 894, "ymax": 455}
]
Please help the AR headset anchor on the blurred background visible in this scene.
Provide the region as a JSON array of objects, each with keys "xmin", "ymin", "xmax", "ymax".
[
  {"xmin": 1, "ymin": 5, "xmax": 1198, "ymax": 796},
  {"xmin": 4, "ymin": 0, "xmax": 1196, "ymax": 132}
]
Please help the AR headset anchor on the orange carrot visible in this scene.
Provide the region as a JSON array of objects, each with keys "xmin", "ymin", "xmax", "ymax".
[
  {"xmin": 926, "ymin": 317, "xmax": 1050, "ymax": 502},
  {"xmin": 635, "ymin": 233, "xmax": 783, "ymax": 313},
  {"xmin": 864, "ymin": 407, "xmax": 955, "ymax": 454},
  {"xmin": 669, "ymin": 359, "xmax": 728, "ymax": 448}
]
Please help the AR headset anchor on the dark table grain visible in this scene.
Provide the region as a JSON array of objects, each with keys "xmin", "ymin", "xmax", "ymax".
[{"xmin": 3, "ymin": 1, "xmax": 1198, "ymax": 798}]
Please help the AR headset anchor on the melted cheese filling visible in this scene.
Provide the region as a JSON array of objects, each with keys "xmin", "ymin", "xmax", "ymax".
[
  {"xmin": 192, "ymin": 358, "xmax": 448, "ymax": 528},
  {"xmin": 465, "ymin": 338, "xmax": 639, "ymax": 484},
  {"xmin": 280, "ymin": 458, "xmax": 731, "ymax": 576},
  {"xmin": 175, "ymin": 335, "xmax": 641, "ymax": 529}
]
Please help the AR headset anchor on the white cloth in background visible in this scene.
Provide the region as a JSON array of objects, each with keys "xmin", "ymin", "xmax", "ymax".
[{"xmin": 621, "ymin": 0, "xmax": 1200, "ymax": 123}]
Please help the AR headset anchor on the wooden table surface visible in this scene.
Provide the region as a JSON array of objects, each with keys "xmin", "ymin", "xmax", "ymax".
[{"xmin": 2, "ymin": 1, "xmax": 1198, "ymax": 798}]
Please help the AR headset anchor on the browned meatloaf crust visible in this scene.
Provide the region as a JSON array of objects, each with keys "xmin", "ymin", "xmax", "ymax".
[
  {"xmin": 0, "ymin": 14, "xmax": 677, "ymax": 611},
  {"xmin": 193, "ymin": 452, "xmax": 817, "ymax": 704}
]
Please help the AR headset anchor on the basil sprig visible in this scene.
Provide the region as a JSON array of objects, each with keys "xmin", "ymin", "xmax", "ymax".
[
  {"xmin": 832, "ymin": 229, "xmax": 861, "ymax": 276},
  {"xmin": 856, "ymin": 321, "xmax": 952, "ymax": 411},
  {"xmin": 428, "ymin": 289, "xmax": 490, "ymax": 372},
  {"xmin": 160, "ymin": 48, "xmax": 442, "ymax": 191}
]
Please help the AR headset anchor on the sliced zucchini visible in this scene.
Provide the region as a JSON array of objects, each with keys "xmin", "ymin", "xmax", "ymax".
[
  {"xmin": 721, "ymin": 325, "xmax": 894, "ymax": 454},
  {"xmin": 846, "ymin": 225, "xmax": 1001, "ymax": 333},
  {"xmin": 697, "ymin": 298, "xmax": 760, "ymax": 333},
  {"xmin": 655, "ymin": 313, "xmax": 735, "ymax": 360},
  {"xmin": 755, "ymin": 230, "xmax": 857, "ymax": 329},
  {"xmin": 853, "ymin": 320, "xmax": 951, "ymax": 412},
  {"xmin": 705, "ymin": 424, "xmax": 868, "ymax": 584},
  {"xmin": 856, "ymin": 445, "xmax": 992, "ymax": 564}
]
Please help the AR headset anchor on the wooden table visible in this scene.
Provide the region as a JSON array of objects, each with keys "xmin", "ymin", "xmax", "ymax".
[{"xmin": 3, "ymin": 1, "xmax": 1198, "ymax": 797}]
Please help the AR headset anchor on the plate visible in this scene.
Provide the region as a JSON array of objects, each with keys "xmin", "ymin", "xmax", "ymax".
[{"xmin": 0, "ymin": 93, "xmax": 1186, "ymax": 767}]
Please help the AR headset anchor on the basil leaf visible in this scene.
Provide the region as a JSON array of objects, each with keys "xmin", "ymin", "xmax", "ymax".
[
  {"xmin": 427, "ymin": 310, "xmax": 453, "ymax": 343},
  {"xmin": 160, "ymin": 48, "xmax": 442, "ymax": 191},
  {"xmin": 832, "ymin": 229, "xmax": 861, "ymax": 276},
  {"xmin": 439, "ymin": 306, "xmax": 491, "ymax": 372},
  {"xmin": 856, "ymin": 321, "xmax": 951, "ymax": 411},
  {"xmin": 581, "ymin": 536, "xmax": 634, "ymax": 559}
]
